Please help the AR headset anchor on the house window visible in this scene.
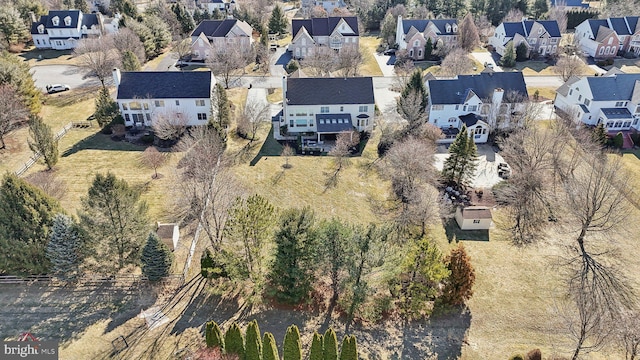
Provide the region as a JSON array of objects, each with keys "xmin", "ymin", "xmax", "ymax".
[
  {"xmin": 615, "ymin": 101, "xmax": 625, "ymax": 107},
  {"xmin": 37, "ymin": 25, "xmax": 44, "ymax": 34},
  {"xmin": 145, "ymin": 114, "xmax": 151, "ymax": 122},
  {"xmin": 615, "ymin": 121, "xmax": 622, "ymax": 127},
  {"xmin": 431, "ymin": 105, "xmax": 444, "ymax": 110},
  {"xmin": 635, "ymin": 105, "xmax": 640, "ymax": 113},
  {"xmin": 634, "ymin": 119, "xmax": 638, "ymax": 125},
  {"xmin": 418, "ymin": 49, "xmax": 422, "ymax": 58},
  {"xmin": 129, "ymin": 101, "xmax": 142, "ymax": 110},
  {"xmin": 155, "ymin": 100, "xmax": 164, "ymax": 107},
  {"xmin": 469, "ymin": 105, "xmax": 478, "ymax": 112},
  {"xmin": 606, "ymin": 121, "xmax": 613, "ymax": 127},
  {"xmin": 569, "ymin": 89, "xmax": 573, "ymax": 95},
  {"xmin": 52, "ymin": 16, "xmax": 59, "ymax": 26},
  {"xmin": 584, "ymin": 99, "xmax": 590, "ymax": 106},
  {"xmin": 448, "ymin": 117, "xmax": 457, "ymax": 123},
  {"xmin": 340, "ymin": 106, "xmax": 344, "ymax": 111},
  {"xmin": 359, "ymin": 105, "xmax": 368, "ymax": 112},
  {"xmin": 175, "ymin": 100, "xmax": 180, "ymax": 106},
  {"xmin": 197, "ymin": 113, "xmax": 207, "ymax": 120},
  {"xmin": 455, "ymin": 105, "xmax": 460, "ymax": 110},
  {"xmin": 608, "ymin": 37, "xmax": 613, "ymax": 45},
  {"xmin": 143, "ymin": 103, "xmax": 149, "ymax": 110},
  {"xmin": 321, "ymin": 106, "xmax": 329, "ymax": 113},
  {"xmin": 481, "ymin": 104, "xmax": 490, "ymax": 115},
  {"xmin": 122, "ymin": 103, "xmax": 128, "ymax": 110},
  {"xmin": 623, "ymin": 121, "xmax": 631, "ymax": 127},
  {"xmin": 599, "ymin": 47, "xmax": 605, "ymax": 55},
  {"xmin": 125, "ymin": 114, "xmax": 130, "ymax": 122},
  {"xmin": 64, "ymin": 16, "xmax": 71, "ymax": 26},
  {"xmin": 473, "ymin": 220, "xmax": 481, "ymax": 224},
  {"xmin": 578, "ymin": 95, "xmax": 582, "ymax": 101},
  {"xmin": 289, "ymin": 119, "xmax": 294, "ymax": 127},
  {"xmin": 414, "ymin": 40, "xmax": 420, "ymax": 47},
  {"xmin": 196, "ymin": 99, "xmax": 205, "ymax": 106}
]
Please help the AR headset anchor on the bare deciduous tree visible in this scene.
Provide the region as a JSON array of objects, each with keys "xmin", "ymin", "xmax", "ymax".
[
  {"xmin": 458, "ymin": 13, "xmax": 480, "ymax": 52},
  {"xmin": 25, "ymin": 170, "xmax": 67, "ymax": 200},
  {"xmin": 141, "ymin": 146, "xmax": 168, "ymax": 179},
  {"xmin": 0, "ymin": 84, "xmax": 28, "ymax": 149},
  {"xmin": 617, "ymin": 309, "xmax": 640, "ymax": 360},
  {"xmin": 547, "ymin": 2, "xmax": 568, "ymax": 34},
  {"xmin": 112, "ymin": 28, "xmax": 146, "ymax": 63},
  {"xmin": 74, "ymin": 36, "xmax": 120, "ymax": 89},
  {"xmin": 554, "ymin": 55, "xmax": 586, "ymax": 81},
  {"xmin": 301, "ymin": 46, "xmax": 338, "ymax": 77},
  {"xmin": 310, "ymin": 5, "xmax": 327, "ymax": 17},
  {"xmin": 236, "ymin": 98, "xmax": 270, "ymax": 142},
  {"xmin": 172, "ymin": 37, "xmax": 193, "ymax": 63},
  {"xmin": 281, "ymin": 144, "xmax": 294, "ymax": 169},
  {"xmin": 438, "ymin": 48, "xmax": 474, "ymax": 77},
  {"xmin": 337, "ymin": 46, "xmax": 364, "ymax": 77},
  {"xmin": 502, "ymin": 9, "xmax": 524, "ymax": 23},
  {"xmin": 206, "ymin": 47, "xmax": 252, "ymax": 88},
  {"xmin": 325, "ymin": 130, "xmax": 360, "ymax": 188},
  {"xmin": 152, "ymin": 111, "xmax": 188, "ymax": 141}
]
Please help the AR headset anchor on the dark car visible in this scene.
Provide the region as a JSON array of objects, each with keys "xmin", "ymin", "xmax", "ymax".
[
  {"xmin": 46, "ymin": 84, "xmax": 70, "ymax": 94},
  {"xmin": 383, "ymin": 48, "xmax": 396, "ymax": 56}
]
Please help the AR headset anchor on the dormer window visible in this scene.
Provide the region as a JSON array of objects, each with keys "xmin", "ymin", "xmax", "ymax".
[
  {"xmin": 52, "ymin": 16, "xmax": 59, "ymax": 26},
  {"xmin": 446, "ymin": 24, "xmax": 452, "ymax": 33},
  {"xmin": 37, "ymin": 24, "xmax": 44, "ymax": 34},
  {"xmin": 64, "ymin": 16, "xmax": 71, "ymax": 26},
  {"xmin": 452, "ymin": 24, "xmax": 458, "ymax": 32},
  {"xmin": 82, "ymin": 25, "xmax": 87, "ymax": 31}
]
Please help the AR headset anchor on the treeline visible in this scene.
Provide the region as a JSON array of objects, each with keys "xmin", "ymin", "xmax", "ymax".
[
  {"xmin": 202, "ymin": 320, "xmax": 358, "ymax": 360},
  {"xmin": 0, "ymin": 172, "xmax": 172, "ymax": 280}
]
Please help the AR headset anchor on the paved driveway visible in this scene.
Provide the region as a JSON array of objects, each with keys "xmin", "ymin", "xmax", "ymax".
[
  {"xmin": 434, "ymin": 144, "xmax": 506, "ymax": 188},
  {"xmin": 373, "ymin": 52, "xmax": 396, "ymax": 77},
  {"xmin": 471, "ymin": 51, "xmax": 503, "ymax": 72},
  {"xmin": 30, "ymin": 65, "xmax": 100, "ymax": 91}
]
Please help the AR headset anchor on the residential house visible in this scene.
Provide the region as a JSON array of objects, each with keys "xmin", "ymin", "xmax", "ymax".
[
  {"xmin": 302, "ymin": 0, "xmax": 347, "ymax": 14},
  {"xmin": 289, "ymin": 16, "xmax": 359, "ymax": 59},
  {"xmin": 272, "ymin": 76, "xmax": 375, "ymax": 143},
  {"xmin": 112, "ymin": 69, "xmax": 215, "ymax": 127},
  {"xmin": 189, "ymin": 18, "xmax": 253, "ymax": 61},
  {"xmin": 550, "ymin": 0, "xmax": 589, "ymax": 9},
  {"xmin": 426, "ymin": 71, "xmax": 529, "ymax": 143},
  {"xmin": 156, "ymin": 223, "xmax": 180, "ymax": 251},
  {"xmin": 30, "ymin": 10, "xmax": 119, "ymax": 50},
  {"xmin": 575, "ymin": 17, "xmax": 640, "ymax": 58},
  {"xmin": 455, "ymin": 206, "xmax": 492, "ymax": 230},
  {"xmin": 489, "ymin": 19, "xmax": 561, "ymax": 57},
  {"xmin": 198, "ymin": 0, "xmax": 237, "ymax": 14},
  {"xmin": 554, "ymin": 72, "xmax": 640, "ymax": 134},
  {"xmin": 394, "ymin": 16, "xmax": 458, "ymax": 60}
]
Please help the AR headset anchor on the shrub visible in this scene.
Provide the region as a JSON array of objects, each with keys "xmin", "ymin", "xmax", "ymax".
[
  {"xmin": 205, "ymin": 321, "xmax": 224, "ymax": 349},
  {"xmin": 509, "ymin": 355, "xmax": 525, "ymax": 360},
  {"xmin": 525, "ymin": 349, "xmax": 542, "ymax": 360},
  {"xmin": 141, "ymin": 134, "xmax": 154, "ymax": 144},
  {"xmin": 286, "ymin": 59, "xmax": 299, "ymax": 73},
  {"xmin": 200, "ymin": 249, "xmax": 229, "ymax": 279},
  {"xmin": 630, "ymin": 133, "xmax": 640, "ymax": 146},
  {"xmin": 611, "ymin": 132, "xmax": 624, "ymax": 148}
]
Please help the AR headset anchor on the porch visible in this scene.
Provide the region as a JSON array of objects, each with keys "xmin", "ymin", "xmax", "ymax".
[{"xmin": 300, "ymin": 139, "xmax": 336, "ymax": 153}]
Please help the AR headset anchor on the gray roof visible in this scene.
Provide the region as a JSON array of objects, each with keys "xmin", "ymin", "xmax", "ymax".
[
  {"xmin": 550, "ymin": 0, "xmax": 589, "ymax": 7},
  {"xmin": 316, "ymin": 114, "xmax": 354, "ymax": 132},
  {"xmin": 459, "ymin": 113, "xmax": 482, "ymax": 127},
  {"xmin": 504, "ymin": 20, "xmax": 561, "ymax": 38},
  {"xmin": 428, "ymin": 72, "xmax": 528, "ymax": 105},
  {"xmin": 588, "ymin": 19, "xmax": 609, "ymax": 37},
  {"xmin": 81, "ymin": 13, "xmax": 99, "ymax": 29},
  {"xmin": 609, "ymin": 17, "xmax": 631, "ymax": 35},
  {"xmin": 31, "ymin": 11, "xmax": 99, "ymax": 34},
  {"xmin": 401, "ymin": 19, "xmax": 458, "ymax": 34},
  {"xmin": 586, "ymin": 74, "xmax": 640, "ymax": 101},
  {"xmin": 601, "ymin": 107, "xmax": 633, "ymax": 119},
  {"xmin": 286, "ymin": 77, "xmax": 374, "ymax": 105},
  {"xmin": 292, "ymin": 17, "xmax": 359, "ymax": 38},
  {"xmin": 191, "ymin": 19, "xmax": 239, "ymax": 38},
  {"xmin": 117, "ymin": 71, "xmax": 213, "ymax": 99}
]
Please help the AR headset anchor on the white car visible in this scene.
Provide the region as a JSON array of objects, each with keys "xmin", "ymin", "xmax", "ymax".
[{"xmin": 46, "ymin": 84, "xmax": 70, "ymax": 94}]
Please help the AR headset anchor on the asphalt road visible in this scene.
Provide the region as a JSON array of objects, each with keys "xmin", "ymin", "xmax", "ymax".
[{"xmin": 30, "ymin": 65, "xmax": 100, "ymax": 92}]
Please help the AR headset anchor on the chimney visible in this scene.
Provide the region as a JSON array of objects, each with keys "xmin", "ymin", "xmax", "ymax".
[
  {"xmin": 28, "ymin": 11, "xmax": 37, "ymax": 24},
  {"xmin": 492, "ymin": 88, "xmax": 504, "ymax": 105},
  {"xmin": 282, "ymin": 76, "xmax": 287, "ymax": 122},
  {"xmin": 112, "ymin": 68, "xmax": 121, "ymax": 88}
]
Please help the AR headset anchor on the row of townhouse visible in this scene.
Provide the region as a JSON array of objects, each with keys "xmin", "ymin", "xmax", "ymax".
[
  {"xmin": 30, "ymin": 10, "xmax": 119, "ymax": 50},
  {"xmin": 575, "ymin": 17, "xmax": 640, "ymax": 58}
]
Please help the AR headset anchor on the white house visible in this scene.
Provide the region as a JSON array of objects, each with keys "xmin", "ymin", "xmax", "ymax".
[
  {"xmin": 489, "ymin": 19, "xmax": 561, "ymax": 57},
  {"xmin": 198, "ymin": 0, "xmax": 237, "ymax": 14},
  {"xmin": 272, "ymin": 76, "xmax": 375, "ymax": 142},
  {"xmin": 30, "ymin": 10, "xmax": 119, "ymax": 50},
  {"xmin": 395, "ymin": 16, "xmax": 458, "ymax": 60},
  {"xmin": 189, "ymin": 18, "xmax": 253, "ymax": 61},
  {"xmin": 426, "ymin": 72, "xmax": 529, "ymax": 143},
  {"xmin": 554, "ymin": 72, "xmax": 640, "ymax": 134},
  {"xmin": 289, "ymin": 17, "xmax": 359, "ymax": 59},
  {"xmin": 455, "ymin": 206, "xmax": 492, "ymax": 230},
  {"xmin": 112, "ymin": 69, "xmax": 215, "ymax": 128}
]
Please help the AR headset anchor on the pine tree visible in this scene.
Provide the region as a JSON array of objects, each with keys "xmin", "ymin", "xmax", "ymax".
[
  {"xmin": 172, "ymin": 2, "xmax": 195, "ymax": 35},
  {"xmin": 140, "ymin": 231, "xmax": 174, "ymax": 281},
  {"xmin": 339, "ymin": 335, "xmax": 357, "ymax": 360},
  {"xmin": 46, "ymin": 214, "xmax": 82, "ymax": 280},
  {"xmin": 268, "ymin": 5, "xmax": 287, "ymax": 35},
  {"xmin": 424, "ymin": 37, "xmax": 433, "ymax": 60},
  {"xmin": 0, "ymin": 4, "xmax": 29, "ymax": 45},
  {"xmin": 501, "ymin": 42, "xmax": 516, "ymax": 68},
  {"xmin": 205, "ymin": 321, "xmax": 225, "ymax": 349},
  {"xmin": 400, "ymin": 69, "xmax": 428, "ymax": 109},
  {"xmin": 0, "ymin": 52, "xmax": 42, "ymax": 115},
  {"xmin": 28, "ymin": 114, "xmax": 58, "ymax": 170},
  {"xmin": 94, "ymin": 87, "xmax": 119, "ymax": 127},
  {"xmin": 309, "ymin": 332, "xmax": 324, "ymax": 360},
  {"xmin": 74, "ymin": 0, "xmax": 89, "ymax": 13},
  {"xmin": 0, "ymin": 173, "xmax": 61, "ymax": 275},
  {"xmin": 442, "ymin": 243, "xmax": 476, "ymax": 306},
  {"xmin": 262, "ymin": 332, "xmax": 279, "ymax": 360},
  {"xmin": 591, "ymin": 123, "xmax": 608, "ymax": 147},
  {"xmin": 267, "ymin": 207, "xmax": 317, "ymax": 304},
  {"xmin": 225, "ymin": 322, "xmax": 246, "ymax": 359},
  {"xmin": 515, "ymin": 42, "xmax": 528, "ymax": 62},
  {"xmin": 122, "ymin": 50, "xmax": 141, "ymax": 71},
  {"xmin": 323, "ymin": 328, "xmax": 338, "ymax": 360},
  {"xmin": 532, "ymin": 0, "xmax": 549, "ymax": 19},
  {"xmin": 143, "ymin": 14, "xmax": 171, "ymax": 56},
  {"xmin": 283, "ymin": 325, "xmax": 302, "ymax": 360},
  {"xmin": 441, "ymin": 125, "xmax": 478, "ymax": 187},
  {"xmin": 458, "ymin": 135, "xmax": 479, "ymax": 186},
  {"xmin": 211, "ymin": 83, "xmax": 230, "ymax": 141},
  {"xmin": 245, "ymin": 320, "xmax": 262, "ymax": 360}
]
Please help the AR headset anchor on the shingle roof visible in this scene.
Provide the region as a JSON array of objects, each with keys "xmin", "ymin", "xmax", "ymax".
[
  {"xmin": 550, "ymin": 0, "xmax": 589, "ymax": 7},
  {"xmin": 503, "ymin": 22, "xmax": 526, "ymax": 37},
  {"xmin": 601, "ymin": 107, "xmax": 633, "ymax": 119},
  {"xmin": 316, "ymin": 114, "xmax": 354, "ymax": 132},
  {"xmin": 586, "ymin": 74, "xmax": 640, "ymax": 101},
  {"xmin": 459, "ymin": 113, "xmax": 483, "ymax": 127},
  {"xmin": 428, "ymin": 19, "xmax": 458, "ymax": 34},
  {"xmin": 117, "ymin": 71, "xmax": 213, "ymax": 99},
  {"xmin": 428, "ymin": 72, "xmax": 528, "ymax": 105},
  {"xmin": 45, "ymin": 10, "xmax": 82, "ymax": 28},
  {"xmin": 459, "ymin": 206, "xmax": 492, "ymax": 219},
  {"xmin": 505, "ymin": 20, "xmax": 560, "ymax": 38},
  {"xmin": 401, "ymin": 19, "xmax": 429, "ymax": 34},
  {"xmin": 625, "ymin": 16, "xmax": 640, "ymax": 33},
  {"xmin": 556, "ymin": 75, "xmax": 581, "ymax": 97},
  {"xmin": 31, "ymin": 15, "xmax": 49, "ymax": 34},
  {"xmin": 81, "ymin": 13, "xmax": 99, "ymax": 29},
  {"xmin": 536, "ymin": 20, "xmax": 561, "ymax": 37},
  {"xmin": 608, "ymin": 17, "xmax": 631, "ymax": 35},
  {"xmin": 286, "ymin": 77, "xmax": 374, "ymax": 105},
  {"xmin": 595, "ymin": 26, "xmax": 616, "ymax": 43},
  {"xmin": 191, "ymin": 19, "xmax": 244, "ymax": 38},
  {"xmin": 587, "ymin": 19, "xmax": 609, "ymax": 37},
  {"xmin": 292, "ymin": 17, "xmax": 359, "ymax": 38}
]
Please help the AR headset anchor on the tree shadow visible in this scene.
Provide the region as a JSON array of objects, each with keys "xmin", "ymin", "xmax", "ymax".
[
  {"xmin": 442, "ymin": 218, "xmax": 490, "ymax": 243},
  {"xmin": 18, "ymin": 48, "xmax": 73, "ymax": 62},
  {"xmin": 249, "ymin": 127, "xmax": 284, "ymax": 166},
  {"xmin": 62, "ymin": 133, "xmax": 146, "ymax": 157},
  {"xmin": 275, "ymin": 51, "xmax": 292, "ymax": 68},
  {"xmin": 386, "ymin": 55, "xmax": 397, "ymax": 66}
]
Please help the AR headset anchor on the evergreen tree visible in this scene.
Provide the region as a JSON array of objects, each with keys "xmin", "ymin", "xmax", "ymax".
[
  {"xmin": 127, "ymin": 20, "xmax": 156, "ymax": 59},
  {"xmin": 0, "ymin": 50, "xmax": 41, "ymax": 115},
  {"xmin": 0, "ymin": 174, "xmax": 61, "ymax": 275},
  {"xmin": 211, "ymin": 83, "xmax": 231, "ymax": 141},
  {"xmin": 441, "ymin": 125, "xmax": 478, "ymax": 186},
  {"xmin": 245, "ymin": 320, "xmax": 262, "ymax": 360},
  {"xmin": 225, "ymin": 322, "xmax": 246, "ymax": 359},
  {"xmin": 339, "ymin": 335, "xmax": 357, "ymax": 360},
  {"xmin": 110, "ymin": 0, "xmax": 138, "ymax": 18},
  {"xmin": 400, "ymin": 69, "xmax": 428, "ymax": 109},
  {"xmin": 0, "ymin": 4, "xmax": 29, "ymax": 45},
  {"xmin": 612, "ymin": 131, "xmax": 624, "ymax": 148},
  {"xmin": 28, "ymin": 114, "xmax": 58, "ymax": 170},
  {"xmin": 283, "ymin": 325, "xmax": 302, "ymax": 360},
  {"xmin": 262, "ymin": 332, "xmax": 279, "ymax": 360},
  {"xmin": 172, "ymin": 2, "xmax": 195, "ymax": 35},
  {"xmin": 424, "ymin": 37, "xmax": 433, "ymax": 59},
  {"xmin": 46, "ymin": 214, "xmax": 82, "ymax": 280},
  {"xmin": 122, "ymin": 50, "xmax": 141, "ymax": 71},
  {"xmin": 94, "ymin": 87, "xmax": 119, "ymax": 127},
  {"xmin": 143, "ymin": 15, "xmax": 171, "ymax": 57},
  {"xmin": 140, "ymin": 231, "xmax": 173, "ymax": 281},
  {"xmin": 441, "ymin": 243, "xmax": 476, "ymax": 306},
  {"xmin": 515, "ymin": 42, "xmax": 528, "ymax": 62},
  {"xmin": 268, "ymin": 5, "xmax": 287, "ymax": 35},
  {"xmin": 260, "ymin": 24, "xmax": 269, "ymax": 46},
  {"xmin": 267, "ymin": 207, "xmax": 317, "ymax": 304},
  {"xmin": 501, "ymin": 42, "xmax": 516, "ymax": 68},
  {"xmin": 205, "ymin": 321, "xmax": 225, "ymax": 349},
  {"xmin": 591, "ymin": 123, "xmax": 608, "ymax": 147},
  {"xmin": 532, "ymin": 0, "xmax": 549, "ymax": 19},
  {"xmin": 74, "ymin": 0, "xmax": 90, "ymax": 13},
  {"xmin": 309, "ymin": 332, "xmax": 324, "ymax": 360},
  {"xmin": 317, "ymin": 219, "xmax": 351, "ymax": 304},
  {"xmin": 323, "ymin": 328, "xmax": 338, "ymax": 360},
  {"xmin": 79, "ymin": 172, "xmax": 149, "ymax": 272},
  {"xmin": 515, "ymin": 0, "xmax": 528, "ymax": 14}
]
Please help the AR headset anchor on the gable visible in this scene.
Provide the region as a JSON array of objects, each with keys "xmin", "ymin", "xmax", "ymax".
[
  {"xmin": 117, "ymin": 71, "xmax": 213, "ymax": 99},
  {"xmin": 428, "ymin": 72, "xmax": 528, "ymax": 105},
  {"xmin": 293, "ymin": 17, "xmax": 359, "ymax": 38}
]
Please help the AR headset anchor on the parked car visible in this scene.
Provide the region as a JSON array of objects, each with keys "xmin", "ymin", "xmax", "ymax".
[
  {"xmin": 46, "ymin": 84, "xmax": 70, "ymax": 94},
  {"xmin": 484, "ymin": 62, "xmax": 494, "ymax": 69},
  {"xmin": 497, "ymin": 162, "xmax": 511, "ymax": 179},
  {"xmin": 383, "ymin": 48, "xmax": 396, "ymax": 56}
]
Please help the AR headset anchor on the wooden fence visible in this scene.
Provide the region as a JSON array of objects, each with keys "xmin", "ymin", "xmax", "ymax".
[
  {"xmin": 15, "ymin": 121, "xmax": 92, "ymax": 177},
  {"xmin": 0, "ymin": 274, "xmax": 184, "ymax": 286}
]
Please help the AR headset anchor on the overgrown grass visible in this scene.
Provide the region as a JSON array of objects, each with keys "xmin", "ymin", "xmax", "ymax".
[{"xmin": 267, "ymin": 88, "xmax": 283, "ymax": 104}]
